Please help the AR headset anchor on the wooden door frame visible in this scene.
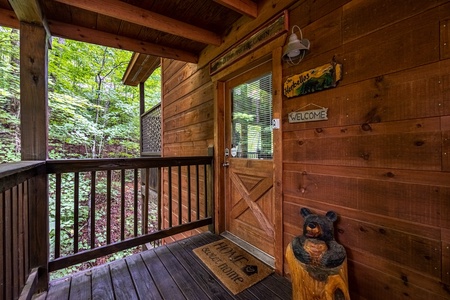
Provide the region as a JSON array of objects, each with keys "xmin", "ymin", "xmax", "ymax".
[{"xmin": 213, "ymin": 44, "xmax": 284, "ymax": 274}]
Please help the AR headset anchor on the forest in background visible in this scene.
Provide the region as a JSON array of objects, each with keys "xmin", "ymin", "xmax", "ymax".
[
  {"xmin": 0, "ymin": 26, "xmax": 161, "ymax": 162},
  {"xmin": 0, "ymin": 26, "xmax": 161, "ymax": 278}
]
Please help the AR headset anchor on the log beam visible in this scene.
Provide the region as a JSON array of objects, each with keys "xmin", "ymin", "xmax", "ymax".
[
  {"xmin": 48, "ymin": 20, "xmax": 198, "ymax": 63},
  {"xmin": 0, "ymin": 8, "xmax": 19, "ymax": 29},
  {"xmin": 214, "ymin": 0, "xmax": 258, "ymax": 18},
  {"xmin": 8, "ymin": 0, "xmax": 51, "ymax": 41},
  {"xmin": 8, "ymin": 0, "xmax": 42, "ymax": 23},
  {"xmin": 0, "ymin": 11, "xmax": 197, "ymax": 63},
  {"xmin": 54, "ymin": 0, "xmax": 222, "ymax": 46}
]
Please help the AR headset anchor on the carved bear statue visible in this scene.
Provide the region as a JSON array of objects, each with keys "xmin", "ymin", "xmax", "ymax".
[{"xmin": 291, "ymin": 207, "xmax": 346, "ymax": 278}]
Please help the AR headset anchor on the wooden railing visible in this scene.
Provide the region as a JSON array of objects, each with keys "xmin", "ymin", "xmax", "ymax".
[
  {"xmin": 0, "ymin": 161, "xmax": 46, "ymax": 300},
  {"xmin": 0, "ymin": 156, "xmax": 214, "ymax": 300}
]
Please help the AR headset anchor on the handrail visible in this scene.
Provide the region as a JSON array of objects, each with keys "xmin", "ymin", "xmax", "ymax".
[
  {"xmin": 46, "ymin": 156, "xmax": 214, "ymax": 272},
  {"xmin": 0, "ymin": 161, "xmax": 45, "ymax": 192},
  {"xmin": 0, "ymin": 155, "xmax": 214, "ymax": 300}
]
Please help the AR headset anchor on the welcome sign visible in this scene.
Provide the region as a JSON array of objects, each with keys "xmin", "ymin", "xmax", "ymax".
[
  {"xmin": 193, "ymin": 239, "xmax": 273, "ymax": 294},
  {"xmin": 288, "ymin": 107, "xmax": 328, "ymax": 123}
]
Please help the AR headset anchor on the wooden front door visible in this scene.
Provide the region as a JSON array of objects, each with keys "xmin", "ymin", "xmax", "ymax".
[{"xmin": 223, "ymin": 61, "xmax": 275, "ymax": 258}]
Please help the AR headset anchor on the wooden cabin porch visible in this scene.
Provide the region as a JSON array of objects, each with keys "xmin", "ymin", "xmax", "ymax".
[{"xmin": 38, "ymin": 232, "xmax": 292, "ymax": 300}]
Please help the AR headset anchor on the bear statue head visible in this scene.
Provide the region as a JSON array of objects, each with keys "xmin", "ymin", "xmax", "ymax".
[{"xmin": 300, "ymin": 207, "xmax": 337, "ymax": 242}]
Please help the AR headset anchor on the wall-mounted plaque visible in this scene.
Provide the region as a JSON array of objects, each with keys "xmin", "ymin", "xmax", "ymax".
[
  {"xmin": 288, "ymin": 103, "xmax": 328, "ymax": 123},
  {"xmin": 284, "ymin": 62, "xmax": 342, "ymax": 98},
  {"xmin": 210, "ymin": 11, "xmax": 288, "ymax": 75}
]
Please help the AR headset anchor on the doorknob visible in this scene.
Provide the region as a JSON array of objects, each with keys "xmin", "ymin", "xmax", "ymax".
[{"xmin": 223, "ymin": 162, "xmax": 229, "ymax": 167}]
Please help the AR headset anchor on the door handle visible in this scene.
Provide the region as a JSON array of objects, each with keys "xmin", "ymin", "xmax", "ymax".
[{"xmin": 223, "ymin": 162, "xmax": 229, "ymax": 167}]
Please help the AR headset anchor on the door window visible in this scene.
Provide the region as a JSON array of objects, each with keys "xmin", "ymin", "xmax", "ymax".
[{"xmin": 231, "ymin": 73, "xmax": 272, "ymax": 159}]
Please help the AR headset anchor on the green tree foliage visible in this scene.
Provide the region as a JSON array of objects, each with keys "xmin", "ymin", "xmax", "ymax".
[
  {"xmin": 0, "ymin": 27, "xmax": 162, "ymax": 162},
  {"xmin": 0, "ymin": 27, "xmax": 162, "ymax": 277},
  {"xmin": 0, "ymin": 27, "xmax": 20, "ymax": 162}
]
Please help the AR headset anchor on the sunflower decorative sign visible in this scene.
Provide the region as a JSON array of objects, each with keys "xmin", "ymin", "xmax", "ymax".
[{"xmin": 283, "ymin": 62, "xmax": 342, "ymax": 98}]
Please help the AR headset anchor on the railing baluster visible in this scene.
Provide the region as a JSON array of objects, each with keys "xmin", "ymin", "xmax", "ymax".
[
  {"xmin": 17, "ymin": 183, "xmax": 25, "ymax": 290},
  {"xmin": 106, "ymin": 170, "xmax": 111, "ymax": 245},
  {"xmin": 178, "ymin": 165, "xmax": 182, "ymax": 225},
  {"xmin": 55, "ymin": 174, "xmax": 61, "ymax": 258},
  {"xmin": 4, "ymin": 189, "xmax": 12, "ymax": 300},
  {"xmin": 196, "ymin": 164, "xmax": 200, "ymax": 220},
  {"xmin": 187, "ymin": 165, "xmax": 191, "ymax": 223},
  {"xmin": 157, "ymin": 167, "xmax": 162, "ymax": 232},
  {"xmin": 12, "ymin": 185, "xmax": 18, "ymax": 298},
  {"xmin": 204, "ymin": 164, "xmax": 208, "ymax": 218},
  {"xmin": 23, "ymin": 181, "xmax": 29, "ymax": 282},
  {"xmin": 90, "ymin": 171, "xmax": 96, "ymax": 249},
  {"xmin": 134, "ymin": 168, "xmax": 138, "ymax": 237},
  {"xmin": 144, "ymin": 168, "xmax": 150, "ymax": 235},
  {"xmin": 168, "ymin": 166, "xmax": 172, "ymax": 227},
  {"xmin": 121, "ymin": 169, "xmax": 125, "ymax": 241},
  {"xmin": 74, "ymin": 172, "xmax": 79, "ymax": 253}
]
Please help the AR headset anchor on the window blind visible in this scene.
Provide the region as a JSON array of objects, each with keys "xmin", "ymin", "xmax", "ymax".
[{"xmin": 231, "ymin": 73, "xmax": 273, "ymax": 159}]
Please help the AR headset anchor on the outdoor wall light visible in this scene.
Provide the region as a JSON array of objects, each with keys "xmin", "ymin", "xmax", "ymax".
[{"xmin": 282, "ymin": 25, "xmax": 310, "ymax": 65}]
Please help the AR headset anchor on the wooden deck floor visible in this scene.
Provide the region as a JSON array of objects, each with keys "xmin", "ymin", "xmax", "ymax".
[{"xmin": 40, "ymin": 232, "xmax": 292, "ymax": 300}]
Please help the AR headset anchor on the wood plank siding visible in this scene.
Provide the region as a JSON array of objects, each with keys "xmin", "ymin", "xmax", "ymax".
[
  {"xmin": 161, "ymin": 59, "xmax": 215, "ymax": 243},
  {"xmin": 281, "ymin": 0, "xmax": 450, "ymax": 299},
  {"xmin": 41, "ymin": 232, "xmax": 292, "ymax": 300},
  {"xmin": 159, "ymin": 0, "xmax": 450, "ymax": 299}
]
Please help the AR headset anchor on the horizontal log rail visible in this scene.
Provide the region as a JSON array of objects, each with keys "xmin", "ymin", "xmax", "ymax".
[{"xmin": 0, "ymin": 156, "xmax": 214, "ymax": 299}]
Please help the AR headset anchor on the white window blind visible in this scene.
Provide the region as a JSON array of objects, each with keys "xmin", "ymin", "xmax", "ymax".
[{"xmin": 231, "ymin": 73, "xmax": 273, "ymax": 159}]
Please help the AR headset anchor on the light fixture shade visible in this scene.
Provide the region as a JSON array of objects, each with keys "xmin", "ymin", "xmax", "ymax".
[{"xmin": 282, "ymin": 26, "xmax": 310, "ymax": 64}]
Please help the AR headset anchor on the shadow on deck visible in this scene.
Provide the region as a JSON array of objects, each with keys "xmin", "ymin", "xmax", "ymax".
[{"xmin": 39, "ymin": 232, "xmax": 292, "ymax": 300}]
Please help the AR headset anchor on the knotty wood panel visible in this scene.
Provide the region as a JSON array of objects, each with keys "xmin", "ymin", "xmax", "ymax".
[
  {"xmin": 163, "ymin": 63, "xmax": 199, "ymax": 95},
  {"xmin": 163, "ymin": 60, "xmax": 186, "ymax": 83},
  {"xmin": 290, "ymin": 6, "xmax": 342, "ymax": 63},
  {"xmin": 348, "ymin": 260, "xmax": 447, "ymax": 300},
  {"xmin": 442, "ymin": 229, "xmax": 450, "ymax": 285},
  {"xmin": 289, "ymin": 0, "xmax": 350, "ymax": 31},
  {"xmin": 164, "ymin": 83, "xmax": 214, "ymax": 120},
  {"xmin": 349, "ymin": 247, "xmax": 450, "ymax": 299},
  {"xmin": 340, "ymin": 8, "xmax": 440, "ymax": 85},
  {"xmin": 163, "ymin": 65, "xmax": 211, "ymax": 106},
  {"xmin": 282, "ymin": 193, "xmax": 442, "ymax": 241},
  {"xmin": 342, "ymin": 0, "xmax": 447, "ymax": 43},
  {"xmin": 163, "ymin": 120, "xmax": 214, "ymax": 145},
  {"xmin": 444, "ymin": 116, "xmax": 450, "ymax": 173},
  {"xmin": 164, "ymin": 97, "xmax": 214, "ymax": 131},
  {"xmin": 283, "ymin": 60, "xmax": 448, "ymax": 131},
  {"xmin": 284, "ymin": 169, "xmax": 446, "ymax": 227},
  {"xmin": 283, "ymin": 118, "xmax": 442, "ymax": 170}
]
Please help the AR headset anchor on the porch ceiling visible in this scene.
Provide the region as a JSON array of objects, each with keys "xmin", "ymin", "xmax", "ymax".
[{"xmin": 0, "ymin": 0, "xmax": 260, "ymax": 65}]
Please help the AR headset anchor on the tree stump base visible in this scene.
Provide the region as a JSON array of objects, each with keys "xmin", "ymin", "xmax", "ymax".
[{"xmin": 286, "ymin": 242, "xmax": 350, "ymax": 300}]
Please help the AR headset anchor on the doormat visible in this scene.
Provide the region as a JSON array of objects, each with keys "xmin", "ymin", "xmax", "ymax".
[{"xmin": 193, "ymin": 239, "xmax": 274, "ymax": 295}]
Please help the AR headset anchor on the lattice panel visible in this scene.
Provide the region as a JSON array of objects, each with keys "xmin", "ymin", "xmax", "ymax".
[{"xmin": 141, "ymin": 103, "xmax": 161, "ymax": 154}]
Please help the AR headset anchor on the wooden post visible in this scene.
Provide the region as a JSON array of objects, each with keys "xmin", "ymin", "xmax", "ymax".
[
  {"xmin": 286, "ymin": 242, "xmax": 350, "ymax": 300},
  {"xmin": 20, "ymin": 22, "xmax": 49, "ymax": 291}
]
